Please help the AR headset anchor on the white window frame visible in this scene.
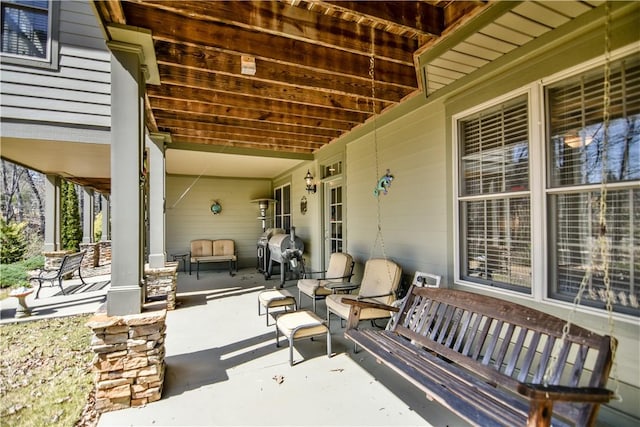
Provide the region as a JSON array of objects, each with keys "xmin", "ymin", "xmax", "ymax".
[
  {"xmin": 274, "ymin": 183, "xmax": 291, "ymax": 233},
  {"xmin": 0, "ymin": 0, "xmax": 59, "ymax": 69},
  {"xmin": 453, "ymin": 44, "xmax": 639, "ymax": 320},
  {"xmin": 453, "ymin": 85, "xmax": 541, "ymax": 299}
]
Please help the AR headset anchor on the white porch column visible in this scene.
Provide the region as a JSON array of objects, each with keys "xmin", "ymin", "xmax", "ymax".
[
  {"xmin": 101, "ymin": 194, "xmax": 111, "ymax": 241},
  {"xmin": 106, "ymin": 41, "xmax": 145, "ymax": 316},
  {"xmin": 43, "ymin": 174, "xmax": 60, "ymax": 252},
  {"xmin": 147, "ymin": 132, "xmax": 170, "ymax": 268},
  {"xmin": 82, "ymin": 187, "xmax": 95, "ymax": 243}
]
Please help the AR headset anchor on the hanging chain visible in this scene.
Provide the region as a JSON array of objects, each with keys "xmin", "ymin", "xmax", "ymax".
[
  {"xmin": 544, "ymin": 2, "xmax": 620, "ymax": 399},
  {"xmin": 599, "ymin": 0, "xmax": 620, "ymax": 399},
  {"xmin": 367, "ymin": 26, "xmax": 392, "ymax": 283}
]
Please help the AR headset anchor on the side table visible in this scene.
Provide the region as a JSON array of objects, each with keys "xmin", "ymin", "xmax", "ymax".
[
  {"xmin": 171, "ymin": 253, "xmax": 189, "ymax": 273},
  {"xmin": 324, "ymin": 282, "xmax": 359, "ymax": 294}
]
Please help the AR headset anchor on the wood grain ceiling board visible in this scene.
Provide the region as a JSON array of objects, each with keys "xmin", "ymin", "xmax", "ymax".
[{"xmin": 93, "ymin": 0, "xmax": 487, "ymax": 157}]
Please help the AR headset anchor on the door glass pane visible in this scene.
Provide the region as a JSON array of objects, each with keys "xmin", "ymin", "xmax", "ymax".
[{"xmin": 327, "ymin": 182, "xmax": 344, "ymax": 256}]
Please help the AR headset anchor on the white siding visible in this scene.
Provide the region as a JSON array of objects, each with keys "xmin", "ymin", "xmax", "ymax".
[
  {"xmin": 165, "ymin": 175, "xmax": 273, "ymax": 269},
  {"xmin": 0, "ymin": 0, "xmax": 110, "ymax": 130},
  {"xmin": 346, "ymin": 100, "xmax": 450, "ymax": 283}
]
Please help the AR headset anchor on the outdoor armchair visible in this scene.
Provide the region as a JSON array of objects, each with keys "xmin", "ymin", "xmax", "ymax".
[
  {"xmin": 326, "ymin": 258, "xmax": 402, "ymax": 329},
  {"xmin": 297, "ymin": 252, "xmax": 354, "ymax": 313}
]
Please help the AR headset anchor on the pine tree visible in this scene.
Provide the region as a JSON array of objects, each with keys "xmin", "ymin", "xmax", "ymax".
[
  {"xmin": 0, "ymin": 217, "xmax": 27, "ymax": 263},
  {"xmin": 61, "ymin": 180, "xmax": 82, "ymax": 251}
]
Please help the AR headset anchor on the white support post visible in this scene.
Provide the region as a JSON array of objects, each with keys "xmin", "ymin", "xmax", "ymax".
[{"xmin": 147, "ymin": 132, "xmax": 170, "ymax": 268}]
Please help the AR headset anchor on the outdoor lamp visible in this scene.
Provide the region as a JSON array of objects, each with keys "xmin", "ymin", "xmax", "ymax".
[{"xmin": 304, "ymin": 170, "xmax": 316, "ymax": 194}]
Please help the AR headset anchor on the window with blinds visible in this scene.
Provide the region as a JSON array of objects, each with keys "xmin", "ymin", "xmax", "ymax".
[
  {"xmin": 458, "ymin": 95, "xmax": 531, "ymax": 292},
  {"xmin": 547, "ymin": 56, "xmax": 640, "ymax": 316},
  {"xmin": 1, "ymin": 0, "xmax": 50, "ymax": 59}
]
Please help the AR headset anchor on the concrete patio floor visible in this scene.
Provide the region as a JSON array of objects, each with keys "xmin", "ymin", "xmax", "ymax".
[
  {"xmin": 0, "ymin": 273, "xmax": 110, "ymax": 323},
  {"xmin": 94, "ymin": 267, "xmax": 470, "ymax": 427},
  {"xmin": 1, "ymin": 266, "xmax": 629, "ymax": 426}
]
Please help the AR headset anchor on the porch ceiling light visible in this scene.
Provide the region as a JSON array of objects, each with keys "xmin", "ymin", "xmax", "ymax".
[{"xmin": 305, "ymin": 170, "xmax": 317, "ymax": 194}]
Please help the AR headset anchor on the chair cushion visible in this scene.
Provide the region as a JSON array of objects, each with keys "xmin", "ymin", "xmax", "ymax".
[
  {"xmin": 297, "ymin": 252, "xmax": 353, "ymax": 298},
  {"xmin": 325, "ymin": 252, "xmax": 353, "ymax": 281},
  {"xmin": 190, "ymin": 240, "xmax": 213, "ymax": 257},
  {"xmin": 359, "ymin": 258, "xmax": 402, "ymax": 305},
  {"xmin": 258, "ymin": 289, "xmax": 296, "ymax": 308},
  {"xmin": 327, "ymin": 258, "xmax": 402, "ymax": 321},
  {"xmin": 297, "ymin": 278, "xmax": 320, "ymax": 294},
  {"xmin": 192, "ymin": 255, "xmax": 236, "ymax": 263},
  {"xmin": 213, "ymin": 239, "xmax": 234, "ymax": 256},
  {"xmin": 277, "ymin": 310, "xmax": 327, "ymax": 339}
]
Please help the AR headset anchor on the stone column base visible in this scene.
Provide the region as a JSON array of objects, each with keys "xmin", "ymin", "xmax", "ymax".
[
  {"xmin": 79, "ymin": 243, "xmax": 100, "ymax": 268},
  {"xmin": 144, "ymin": 262, "xmax": 178, "ymax": 310},
  {"xmin": 86, "ymin": 309, "xmax": 167, "ymax": 412}
]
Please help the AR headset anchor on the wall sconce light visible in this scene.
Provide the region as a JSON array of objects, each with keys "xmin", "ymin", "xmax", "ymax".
[{"xmin": 304, "ymin": 170, "xmax": 317, "ymax": 194}]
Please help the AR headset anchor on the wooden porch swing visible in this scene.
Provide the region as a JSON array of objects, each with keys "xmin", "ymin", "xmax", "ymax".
[{"xmin": 342, "ymin": 4, "xmax": 622, "ymax": 427}]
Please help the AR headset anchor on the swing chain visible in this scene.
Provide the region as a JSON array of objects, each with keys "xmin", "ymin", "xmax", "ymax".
[
  {"xmin": 544, "ymin": 1, "xmax": 620, "ymax": 401},
  {"xmin": 366, "ymin": 26, "xmax": 393, "ymax": 283}
]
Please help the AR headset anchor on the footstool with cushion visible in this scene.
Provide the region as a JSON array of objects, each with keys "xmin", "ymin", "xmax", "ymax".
[
  {"xmin": 258, "ymin": 288, "xmax": 297, "ymax": 326},
  {"xmin": 275, "ymin": 310, "xmax": 332, "ymax": 366}
]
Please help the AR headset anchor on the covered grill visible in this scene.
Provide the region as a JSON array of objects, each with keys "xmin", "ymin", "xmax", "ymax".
[
  {"xmin": 257, "ymin": 228, "xmax": 285, "ymax": 275},
  {"xmin": 267, "ymin": 227, "xmax": 304, "ymax": 287}
]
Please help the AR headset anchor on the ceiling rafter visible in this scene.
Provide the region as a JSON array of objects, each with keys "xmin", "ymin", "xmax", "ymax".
[
  {"xmin": 93, "ymin": 1, "xmax": 488, "ymax": 156},
  {"xmin": 315, "ymin": 1, "xmax": 445, "ymax": 37}
]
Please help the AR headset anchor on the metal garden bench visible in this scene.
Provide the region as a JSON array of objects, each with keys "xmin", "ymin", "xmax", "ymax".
[{"xmin": 29, "ymin": 251, "xmax": 87, "ymax": 298}]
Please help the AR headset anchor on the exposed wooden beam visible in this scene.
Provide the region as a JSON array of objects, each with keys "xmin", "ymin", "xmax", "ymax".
[
  {"xmin": 167, "ymin": 128, "xmax": 325, "ymax": 149},
  {"xmin": 169, "ymin": 134, "xmax": 319, "ymax": 154},
  {"xmin": 149, "ymin": 97, "xmax": 356, "ymax": 131},
  {"xmin": 158, "ymin": 118, "xmax": 332, "ymax": 145},
  {"xmin": 133, "ymin": 0, "xmax": 419, "ymax": 65},
  {"xmin": 156, "ymin": 64, "xmax": 391, "ymax": 114},
  {"xmin": 147, "ymin": 84, "xmax": 369, "ymax": 124},
  {"xmin": 319, "ymin": 1, "xmax": 444, "ymax": 36},
  {"xmin": 153, "ymin": 111, "xmax": 344, "ymax": 139},
  {"xmin": 92, "ymin": 0, "xmax": 126, "ymax": 25},
  {"xmin": 153, "ymin": 40, "xmax": 416, "ymax": 102},
  {"xmin": 122, "ymin": 2, "xmax": 418, "ymax": 86}
]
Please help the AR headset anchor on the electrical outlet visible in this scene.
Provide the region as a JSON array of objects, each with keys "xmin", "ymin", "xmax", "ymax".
[
  {"xmin": 413, "ymin": 271, "xmax": 429, "ymax": 285},
  {"xmin": 412, "ymin": 271, "xmax": 442, "ymax": 287}
]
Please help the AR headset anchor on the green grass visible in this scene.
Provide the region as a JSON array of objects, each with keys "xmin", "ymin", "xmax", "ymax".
[{"xmin": 0, "ymin": 315, "xmax": 94, "ymax": 427}]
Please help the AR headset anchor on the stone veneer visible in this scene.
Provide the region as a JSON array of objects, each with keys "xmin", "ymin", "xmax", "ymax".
[
  {"xmin": 99, "ymin": 240, "xmax": 112, "ymax": 265},
  {"xmin": 144, "ymin": 262, "xmax": 179, "ymax": 310},
  {"xmin": 86, "ymin": 310, "xmax": 166, "ymax": 412},
  {"xmin": 43, "ymin": 250, "xmax": 72, "ymax": 270},
  {"xmin": 79, "ymin": 242, "xmax": 100, "ymax": 268}
]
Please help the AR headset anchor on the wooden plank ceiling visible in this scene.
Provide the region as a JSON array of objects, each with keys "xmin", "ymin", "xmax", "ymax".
[{"xmin": 93, "ymin": 0, "xmax": 486, "ymax": 156}]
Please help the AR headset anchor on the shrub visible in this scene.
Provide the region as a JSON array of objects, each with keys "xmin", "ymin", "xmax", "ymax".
[
  {"xmin": 0, "ymin": 218, "xmax": 27, "ymax": 263},
  {"xmin": 94, "ymin": 211, "xmax": 103, "ymax": 242},
  {"xmin": 61, "ymin": 180, "xmax": 82, "ymax": 251},
  {"xmin": 0, "ymin": 255, "xmax": 44, "ymax": 289}
]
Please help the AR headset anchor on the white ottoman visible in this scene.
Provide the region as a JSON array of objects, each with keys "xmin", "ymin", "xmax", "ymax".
[
  {"xmin": 258, "ymin": 288, "xmax": 297, "ymax": 326},
  {"xmin": 276, "ymin": 310, "xmax": 332, "ymax": 366}
]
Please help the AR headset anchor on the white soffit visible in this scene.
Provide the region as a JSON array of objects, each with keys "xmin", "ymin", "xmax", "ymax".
[
  {"xmin": 423, "ymin": 1, "xmax": 604, "ymax": 96},
  {"xmin": 165, "ymin": 149, "xmax": 304, "ymax": 179}
]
